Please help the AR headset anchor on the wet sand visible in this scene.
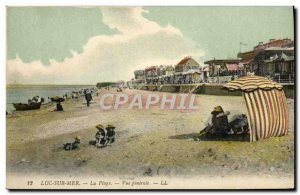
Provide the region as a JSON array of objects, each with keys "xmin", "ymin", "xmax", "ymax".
[{"xmin": 6, "ymin": 88, "xmax": 294, "ymax": 189}]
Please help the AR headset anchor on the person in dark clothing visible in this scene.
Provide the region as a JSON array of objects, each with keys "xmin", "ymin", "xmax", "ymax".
[
  {"xmin": 63, "ymin": 136, "xmax": 80, "ymax": 151},
  {"xmin": 93, "ymin": 124, "xmax": 116, "ymax": 148},
  {"xmin": 85, "ymin": 90, "xmax": 92, "ymax": 107},
  {"xmin": 210, "ymin": 106, "xmax": 229, "ymax": 135},
  {"xmin": 105, "ymin": 124, "xmax": 116, "ymax": 145},
  {"xmin": 94, "ymin": 124, "xmax": 107, "ymax": 148},
  {"xmin": 200, "ymin": 106, "xmax": 230, "ymax": 136},
  {"xmin": 55, "ymin": 102, "xmax": 63, "ymax": 111}
]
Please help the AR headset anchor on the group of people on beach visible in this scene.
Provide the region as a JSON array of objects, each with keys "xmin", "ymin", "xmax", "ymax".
[
  {"xmin": 72, "ymin": 88, "xmax": 94, "ymax": 107},
  {"xmin": 93, "ymin": 124, "xmax": 116, "ymax": 148},
  {"xmin": 63, "ymin": 124, "xmax": 116, "ymax": 151},
  {"xmin": 198, "ymin": 105, "xmax": 249, "ymax": 138},
  {"xmin": 28, "ymin": 95, "xmax": 44, "ymax": 105},
  {"xmin": 50, "ymin": 87, "xmax": 96, "ymax": 112}
]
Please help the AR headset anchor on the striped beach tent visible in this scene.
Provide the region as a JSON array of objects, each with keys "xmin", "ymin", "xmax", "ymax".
[{"xmin": 224, "ymin": 75, "xmax": 288, "ymax": 142}]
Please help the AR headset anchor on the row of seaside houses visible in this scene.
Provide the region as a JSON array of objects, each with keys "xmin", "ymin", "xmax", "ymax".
[
  {"xmin": 131, "ymin": 56, "xmax": 209, "ymax": 86},
  {"xmin": 205, "ymin": 38, "xmax": 295, "ymax": 83},
  {"xmin": 129, "ymin": 38, "xmax": 294, "ymax": 86}
]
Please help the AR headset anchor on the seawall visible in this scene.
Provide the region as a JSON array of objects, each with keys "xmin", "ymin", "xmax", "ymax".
[{"xmin": 137, "ymin": 84, "xmax": 294, "ymax": 98}]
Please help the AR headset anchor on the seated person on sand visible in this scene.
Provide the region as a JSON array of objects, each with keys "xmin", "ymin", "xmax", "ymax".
[
  {"xmin": 94, "ymin": 124, "xmax": 106, "ymax": 148},
  {"xmin": 54, "ymin": 102, "xmax": 63, "ymax": 111},
  {"xmin": 105, "ymin": 124, "xmax": 116, "ymax": 145},
  {"xmin": 92, "ymin": 124, "xmax": 116, "ymax": 148},
  {"xmin": 200, "ymin": 106, "xmax": 230, "ymax": 136},
  {"xmin": 63, "ymin": 136, "xmax": 80, "ymax": 151}
]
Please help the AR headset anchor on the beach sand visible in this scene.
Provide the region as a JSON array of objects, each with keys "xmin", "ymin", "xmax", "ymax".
[{"xmin": 6, "ymin": 88, "xmax": 294, "ymax": 189}]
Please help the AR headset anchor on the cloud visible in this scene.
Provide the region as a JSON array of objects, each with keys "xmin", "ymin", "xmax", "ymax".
[
  {"xmin": 100, "ymin": 7, "xmax": 182, "ymax": 36},
  {"xmin": 7, "ymin": 7, "xmax": 204, "ymax": 84}
]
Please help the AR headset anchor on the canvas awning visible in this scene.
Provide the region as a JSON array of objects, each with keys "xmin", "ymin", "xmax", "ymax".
[
  {"xmin": 226, "ymin": 64, "xmax": 238, "ymax": 71},
  {"xmin": 224, "ymin": 75, "xmax": 282, "ymax": 92},
  {"xmin": 224, "ymin": 75, "xmax": 288, "ymax": 142}
]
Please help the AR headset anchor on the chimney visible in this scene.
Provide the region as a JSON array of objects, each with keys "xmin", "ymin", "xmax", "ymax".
[
  {"xmin": 269, "ymin": 39, "xmax": 275, "ymax": 42},
  {"xmin": 259, "ymin": 42, "xmax": 263, "ymax": 45}
]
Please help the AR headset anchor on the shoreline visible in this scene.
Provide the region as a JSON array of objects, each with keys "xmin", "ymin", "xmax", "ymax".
[{"xmin": 6, "ymin": 85, "xmax": 96, "ymax": 113}]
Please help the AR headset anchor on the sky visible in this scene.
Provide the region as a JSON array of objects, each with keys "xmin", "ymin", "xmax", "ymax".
[{"xmin": 6, "ymin": 6, "xmax": 294, "ymax": 84}]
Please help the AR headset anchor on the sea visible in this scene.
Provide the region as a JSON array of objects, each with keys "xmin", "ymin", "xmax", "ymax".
[{"xmin": 6, "ymin": 84, "xmax": 95, "ymax": 112}]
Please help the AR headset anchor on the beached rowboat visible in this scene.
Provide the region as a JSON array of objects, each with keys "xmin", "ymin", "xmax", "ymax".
[{"xmin": 13, "ymin": 102, "xmax": 42, "ymax": 111}]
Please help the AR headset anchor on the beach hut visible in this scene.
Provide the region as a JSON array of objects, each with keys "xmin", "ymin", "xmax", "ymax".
[{"xmin": 224, "ymin": 75, "xmax": 288, "ymax": 142}]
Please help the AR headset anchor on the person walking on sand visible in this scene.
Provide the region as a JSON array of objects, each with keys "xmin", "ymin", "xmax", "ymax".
[{"xmin": 85, "ymin": 89, "xmax": 92, "ymax": 107}]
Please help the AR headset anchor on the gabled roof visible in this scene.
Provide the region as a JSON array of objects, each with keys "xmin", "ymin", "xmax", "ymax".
[
  {"xmin": 177, "ymin": 57, "xmax": 191, "ymax": 65},
  {"xmin": 177, "ymin": 57, "xmax": 199, "ymax": 66}
]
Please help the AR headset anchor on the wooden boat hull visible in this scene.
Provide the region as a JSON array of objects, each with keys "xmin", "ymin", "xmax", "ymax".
[{"xmin": 13, "ymin": 102, "xmax": 42, "ymax": 111}]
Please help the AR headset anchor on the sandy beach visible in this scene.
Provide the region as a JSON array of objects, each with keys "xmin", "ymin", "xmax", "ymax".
[{"xmin": 6, "ymin": 88, "xmax": 294, "ymax": 189}]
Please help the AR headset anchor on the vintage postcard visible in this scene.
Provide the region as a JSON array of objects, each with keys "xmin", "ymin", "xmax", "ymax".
[{"xmin": 6, "ymin": 6, "xmax": 295, "ymax": 190}]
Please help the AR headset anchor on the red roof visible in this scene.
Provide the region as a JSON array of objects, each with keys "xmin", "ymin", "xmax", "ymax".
[
  {"xmin": 265, "ymin": 40, "xmax": 287, "ymax": 48},
  {"xmin": 177, "ymin": 57, "xmax": 192, "ymax": 66},
  {"xmin": 226, "ymin": 64, "xmax": 238, "ymax": 71},
  {"xmin": 254, "ymin": 39, "xmax": 293, "ymax": 50}
]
